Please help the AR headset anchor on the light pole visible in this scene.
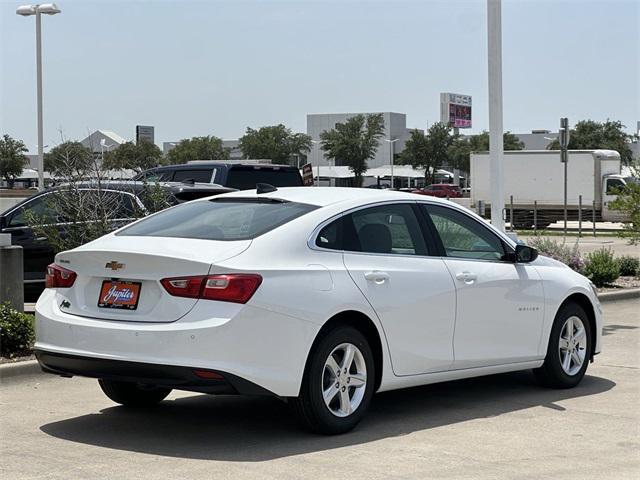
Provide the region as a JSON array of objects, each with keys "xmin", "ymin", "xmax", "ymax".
[
  {"xmin": 487, "ymin": 0, "xmax": 505, "ymax": 231},
  {"xmin": 384, "ymin": 138, "xmax": 399, "ymax": 189},
  {"xmin": 311, "ymin": 139, "xmax": 323, "ymax": 186},
  {"xmin": 17, "ymin": 3, "xmax": 61, "ymax": 191}
]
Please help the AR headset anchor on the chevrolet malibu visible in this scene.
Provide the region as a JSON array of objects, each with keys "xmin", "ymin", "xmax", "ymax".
[{"xmin": 35, "ymin": 187, "xmax": 602, "ymax": 434}]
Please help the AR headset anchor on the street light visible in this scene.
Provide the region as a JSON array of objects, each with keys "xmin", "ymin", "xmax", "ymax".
[
  {"xmin": 384, "ymin": 138, "xmax": 399, "ymax": 189},
  {"xmin": 311, "ymin": 139, "xmax": 323, "ymax": 186},
  {"xmin": 16, "ymin": 3, "xmax": 61, "ymax": 191}
]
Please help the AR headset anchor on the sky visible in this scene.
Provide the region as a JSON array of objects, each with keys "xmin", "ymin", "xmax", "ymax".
[{"xmin": 1, "ymin": 0, "xmax": 638, "ymax": 153}]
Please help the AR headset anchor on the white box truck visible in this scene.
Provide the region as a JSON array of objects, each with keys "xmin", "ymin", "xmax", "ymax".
[{"xmin": 470, "ymin": 150, "xmax": 629, "ymax": 228}]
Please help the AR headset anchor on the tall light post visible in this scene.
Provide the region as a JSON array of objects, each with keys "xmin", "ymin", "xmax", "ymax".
[
  {"xmin": 384, "ymin": 138, "xmax": 399, "ymax": 189},
  {"xmin": 16, "ymin": 3, "xmax": 61, "ymax": 191},
  {"xmin": 487, "ymin": 0, "xmax": 505, "ymax": 231},
  {"xmin": 311, "ymin": 139, "xmax": 323, "ymax": 186}
]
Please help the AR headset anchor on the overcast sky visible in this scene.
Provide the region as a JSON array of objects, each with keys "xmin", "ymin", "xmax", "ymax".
[{"xmin": 1, "ymin": 0, "xmax": 638, "ymax": 152}]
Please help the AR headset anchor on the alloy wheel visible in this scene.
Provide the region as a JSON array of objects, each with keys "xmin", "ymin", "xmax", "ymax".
[
  {"xmin": 558, "ymin": 315, "xmax": 588, "ymax": 376},
  {"xmin": 321, "ymin": 343, "xmax": 367, "ymax": 417}
]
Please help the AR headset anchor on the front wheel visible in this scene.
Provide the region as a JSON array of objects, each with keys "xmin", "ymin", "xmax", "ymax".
[
  {"xmin": 534, "ymin": 303, "xmax": 592, "ymax": 388},
  {"xmin": 290, "ymin": 326, "xmax": 375, "ymax": 435},
  {"xmin": 98, "ymin": 379, "xmax": 171, "ymax": 407}
]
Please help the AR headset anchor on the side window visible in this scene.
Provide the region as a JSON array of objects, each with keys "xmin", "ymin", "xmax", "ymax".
[
  {"xmin": 8, "ymin": 195, "xmax": 53, "ymax": 227},
  {"xmin": 173, "ymin": 169, "xmax": 213, "ymax": 183},
  {"xmin": 423, "ymin": 204, "xmax": 506, "ymax": 261},
  {"xmin": 346, "ymin": 204, "xmax": 427, "ymax": 256},
  {"xmin": 606, "ymin": 178, "xmax": 625, "ymax": 195},
  {"xmin": 316, "ymin": 217, "xmax": 342, "ymax": 250}
]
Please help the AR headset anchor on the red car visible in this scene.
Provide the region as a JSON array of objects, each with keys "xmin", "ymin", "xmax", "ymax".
[{"xmin": 412, "ymin": 183, "xmax": 463, "ymax": 198}]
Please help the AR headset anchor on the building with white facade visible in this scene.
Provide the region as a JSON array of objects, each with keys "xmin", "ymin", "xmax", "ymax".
[{"xmin": 306, "ymin": 112, "xmax": 422, "ymax": 169}]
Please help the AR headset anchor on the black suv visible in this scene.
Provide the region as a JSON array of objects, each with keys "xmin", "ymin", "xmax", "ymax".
[{"xmin": 133, "ymin": 162, "xmax": 303, "ymax": 190}]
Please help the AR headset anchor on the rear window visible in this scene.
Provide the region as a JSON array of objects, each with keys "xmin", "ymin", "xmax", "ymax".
[
  {"xmin": 173, "ymin": 169, "xmax": 214, "ymax": 183},
  {"xmin": 225, "ymin": 167, "xmax": 303, "ymax": 190},
  {"xmin": 117, "ymin": 199, "xmax": 317, "ymax": 241}
]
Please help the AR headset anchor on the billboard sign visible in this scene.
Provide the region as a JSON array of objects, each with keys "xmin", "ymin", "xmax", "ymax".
[
  {"xmin": 136, "ymin": 125, "xmax": 155, "ymax": 144},
  {"xmin": 440, "ymin": 93, "xmax": 472, "ymax": 129},
  {"xmin": 301, "ymin": 163, "xmax": 314, "ymax": 186}
]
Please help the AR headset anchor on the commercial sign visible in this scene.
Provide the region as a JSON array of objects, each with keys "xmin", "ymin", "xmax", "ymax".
[
  {"xmin": 136, "ymin": 125, "xmax": 155, "ymax": 144},
  {"xmin": 440, "ymin": 93, "xmax": 472, "ymax": 129},
  {"xmin": 301, "ymin": 163, "xmax": 314, "ymax": 186}
]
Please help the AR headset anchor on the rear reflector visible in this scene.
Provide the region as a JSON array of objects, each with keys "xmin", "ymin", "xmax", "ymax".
[
  {"xmin": 45, "ymin": 263, "xmax": 77, "ymax": 288},
  {"xmin": 193, "ymin": 369, "xmax": 225, "ymax": 380},
  {"xmin": 160, "ymin": 274, "xmax": 262, "ymax": 304}
]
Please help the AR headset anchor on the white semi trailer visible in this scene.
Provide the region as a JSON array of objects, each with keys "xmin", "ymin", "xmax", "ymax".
[{"xmin": 470, "ymin": 150, "xmax": 628, "ymax": 228}]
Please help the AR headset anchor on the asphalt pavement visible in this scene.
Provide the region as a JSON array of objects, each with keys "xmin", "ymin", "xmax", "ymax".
[{"xmin": 1, "ymin": 300, "xmax": 638, "ymax": 480}]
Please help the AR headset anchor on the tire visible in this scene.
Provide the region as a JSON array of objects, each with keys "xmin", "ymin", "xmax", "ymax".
[
  {"xmin": 98, "ymin": 379, "xmax": 171, "ymax": 407},
  {"xmin": 290, "ymin": 326, "xmax": 375, "ymax": 435},
  {"xmin": 534, "ymin": 302, "xmax": 592, "ymax": 388}
]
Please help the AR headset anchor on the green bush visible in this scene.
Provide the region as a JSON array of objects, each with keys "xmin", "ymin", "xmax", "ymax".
[
  {"xmin": 584, "ymin": 248, "xmax": 620, "ymax": 287},
  {"xmin": 617, "ymin": 255, "xmax": 640, "ymax": 277},
  {"xmin": 0, "ymin": 303, "xmax": 35, "ymax": 358}
]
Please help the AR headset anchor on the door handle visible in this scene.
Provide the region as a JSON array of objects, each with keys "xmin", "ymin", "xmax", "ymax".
[
  {"xmin": 455, "ymin": 271, "xmax": 477, "ymax": 283},
  {"xmin": 364, "ymin": 271, "xmax": 390, "ymax": 284},
  {"xmin": 35, "ymin": 236, "xmax": 47, "ymax": 241}
]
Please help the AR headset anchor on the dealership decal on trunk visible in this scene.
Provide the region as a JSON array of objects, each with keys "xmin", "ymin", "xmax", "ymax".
[{"xmin": 98, "ymin": 280, "xmax": 141, "ymax": 310}]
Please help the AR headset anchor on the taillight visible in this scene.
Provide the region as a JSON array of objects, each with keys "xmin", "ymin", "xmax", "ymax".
[
  {"xmin": 160, "ymin": 274, "xmax": 262, "ymax": 304},
  {"xmin": 45, "ymin": 263, "xmax": 77, "ymax": 288}
]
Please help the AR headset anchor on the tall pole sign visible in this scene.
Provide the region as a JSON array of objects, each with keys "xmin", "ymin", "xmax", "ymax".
[{"xmin": 559, "ymin": 117, "xmax": 570, "ymax": 236}]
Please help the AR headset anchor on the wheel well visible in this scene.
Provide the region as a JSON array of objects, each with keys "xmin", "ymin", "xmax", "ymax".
[
  {"xmin": 310, "ymin": 310, "xmax": 384, "ymax": 392},
  {"xmin": 560, "ymin": 293, "xmax": 597, "ymax": 360}
]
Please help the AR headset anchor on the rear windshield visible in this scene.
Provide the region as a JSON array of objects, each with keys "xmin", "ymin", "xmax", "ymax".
[
  {"xmin": 226, "ymin": 167, "xmax": 303, "ymax": 190},
  {"xmin": 117, "ymin": 199, "xmax": 317, "ymax": 241}
]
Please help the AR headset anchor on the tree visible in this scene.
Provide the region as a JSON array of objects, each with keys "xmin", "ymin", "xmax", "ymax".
[
  {"xmin": 320, "ymin": 113, "xmax": 385, "ymax": 186},
  {"xmin": 44, "ymin": 141, "xmax": 93, "ymax": 178},
  {"xmin": 447, "ymin": 130, "xmax": 524, "ymax": 173},
  {"xmin": 239, "ymin": 124, "xmax": 311, "ymax": 165},
  {"xmin": 610, "ymin": 162, "xmax": 640, "ymax": 245},
  {"xmin": 399, "ymin": 123, "xmax": 456, "ymax": 184},
  {"xmin": 547, "ymin": 120, "xmax": 634, "ymax": 165},
  {"xmin": 167, "ymin": 136, "xmax": 229, "ymax": 164},
  {"xmin": 103, "ymin": 140, "xmax": 163, "ymax": 173},
  {"xmin": 0, "ymin": 134, "xmax": 28, "ymax": 188}
]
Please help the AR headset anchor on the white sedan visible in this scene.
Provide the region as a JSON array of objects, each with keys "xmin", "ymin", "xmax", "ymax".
[{"xmin": 35, "ymin": 186, "xmax": 602, "ymax": 434}]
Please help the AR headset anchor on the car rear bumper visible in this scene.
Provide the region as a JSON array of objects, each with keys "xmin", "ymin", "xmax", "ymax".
[
  {"xmin": 35, "ymin": 288, "xmax": 319, "ymax": 397},
  {"xmin": 35, "ymin": 349, "xmax": 273, "ymax": 395}
]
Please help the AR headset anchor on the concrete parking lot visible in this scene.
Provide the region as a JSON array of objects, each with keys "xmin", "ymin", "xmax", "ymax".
[{"xmin": 1, "ymin": 299, "xmax": 638, "ymax": 480}]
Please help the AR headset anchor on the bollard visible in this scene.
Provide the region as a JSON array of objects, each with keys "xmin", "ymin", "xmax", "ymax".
[
  {"xmin": 533, "ymin": 201, "xmax": 538, "ymax": 234},
  {"xmin": 592, "ymin": 200, "xmax": 596, "ymax": 237},
  {"xmin": 0, "ymin": 233, "xmax": 24, "ymax": 312},
  {"xmin": 509, "ymin": 195, "xmax": 514, "ymax": 232},
  {"xmin": 578, "ymin": 195, "xmax": 582, "ymax": 238}
]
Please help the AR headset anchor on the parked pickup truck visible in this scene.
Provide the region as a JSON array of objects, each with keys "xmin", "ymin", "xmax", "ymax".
[{"xmin": 470, "ymin": 149, "xmax": 629, "ymax": 228}]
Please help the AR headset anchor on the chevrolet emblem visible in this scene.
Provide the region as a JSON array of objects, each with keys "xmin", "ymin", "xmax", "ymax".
[{"xmin": 105, "ymin": 261, "xmax": 125, "ymax": 271}]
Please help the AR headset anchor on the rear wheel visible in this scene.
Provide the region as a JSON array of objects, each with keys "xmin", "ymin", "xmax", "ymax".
[
  {"xmin": 534, "ymin": 303, "xmax": 591, "ymax": 388},
  {"xmin": 290, "ymin": 326, "xmax": 375, "ymax": 435},
  {"xmin": 98, "ymin": 379, "xmax": 171, "ymax": 407}
]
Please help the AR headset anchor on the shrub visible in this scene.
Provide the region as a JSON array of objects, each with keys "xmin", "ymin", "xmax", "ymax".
[
  {"xmin": 526, "ymin": 237, "xmax": 585, "ymax": 272},
  {"xmin": 617, "ymin": 255, "xmax": 640, "ymax": 277},
  {"xmin": 0, "ymin": 303, "xmax": 35, "ymax": 358},
  {"xmin": 584, "ymin": 248, "xmax": 620, "ymax": 287}
]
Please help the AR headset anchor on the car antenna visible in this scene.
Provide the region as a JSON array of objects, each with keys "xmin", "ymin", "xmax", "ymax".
[{"xmin": 256, "ymin": 183, "xmax": 278, "ymax": 194}]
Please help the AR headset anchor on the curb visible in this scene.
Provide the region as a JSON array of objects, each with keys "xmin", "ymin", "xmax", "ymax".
[
  {"xmin": 598, "ymin": 288, "xmax": 640, "ymax": 303},
  {"xmin": 0, "ymin": 359, "xmax": 41, "ymax": 381}
]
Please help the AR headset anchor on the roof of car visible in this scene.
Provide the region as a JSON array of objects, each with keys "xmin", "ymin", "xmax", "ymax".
[
  {"xmin": 149, "ymin": 162, "xmax": 296, "ymax": 170},
  {"xmin": 212, "ymin": 186, "xmax": 453, "ymax": 208}
]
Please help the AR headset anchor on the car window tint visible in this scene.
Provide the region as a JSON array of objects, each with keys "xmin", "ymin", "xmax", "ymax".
[
  {"xmin": 344, "ymin": 204, "xmax": 426, "ymax": 256},
  {"xmin": 118, "ymin": 199, "xmax": 317, "ymax": 241},
  {"xmin": 423, "ymin": 204, "xmax": 505, "ymax": 261},
  {"xmin": 8, "ymin": 195, "xmax": 54, "ymax": 227},
  {"xmin": 316, "ymin": 218, "xmax": 342, "ymax": 250},
  {"xmin": 173, "ymin": 169, "xmax": 213, "ymax": 183},
  {"xmin": 225, "ymin": 168, "xmax": 303, "ymax": 190}
]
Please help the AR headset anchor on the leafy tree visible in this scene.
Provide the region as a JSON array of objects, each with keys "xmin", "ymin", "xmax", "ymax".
[
  {"xmin": 103, "ymin": 140, "xmax": 163, "ymax": 173},
  {"xmin": 320, "ymin": 113, "xmax": 385, "ymax": 186},
  {"xmin": 399, "ymin": 123, "xmax": 456, "ymax": 183},
  {"xmin": 448, "ymin": 130, "xmax": 524, "ymax": 173},
  {"xmin": 44, "ymin": 141, "xmax": 94, "ymax": 178},
  {"xmin": 0, "ymin": 134, "xmax": 28, "ymax": 187},
  {"xmin": 547, "ymin": 120, "xmax": 634, "ymax": 165},
  {"xmin": 167, "ymin": 136, "xmax": 229, "ymax": 164},
  {"xmin": 239, "ymin": 124, "xmax": 311, "ymax": 165}
]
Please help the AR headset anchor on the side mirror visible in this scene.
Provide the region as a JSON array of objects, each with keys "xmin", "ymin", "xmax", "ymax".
[
  {"xmin": 0, "ymin": 216, "xmax": 6, "ymax": 230},
  {"xmin": 515, "ymin": 244, "xmax": 538, "ymax": 263}
]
